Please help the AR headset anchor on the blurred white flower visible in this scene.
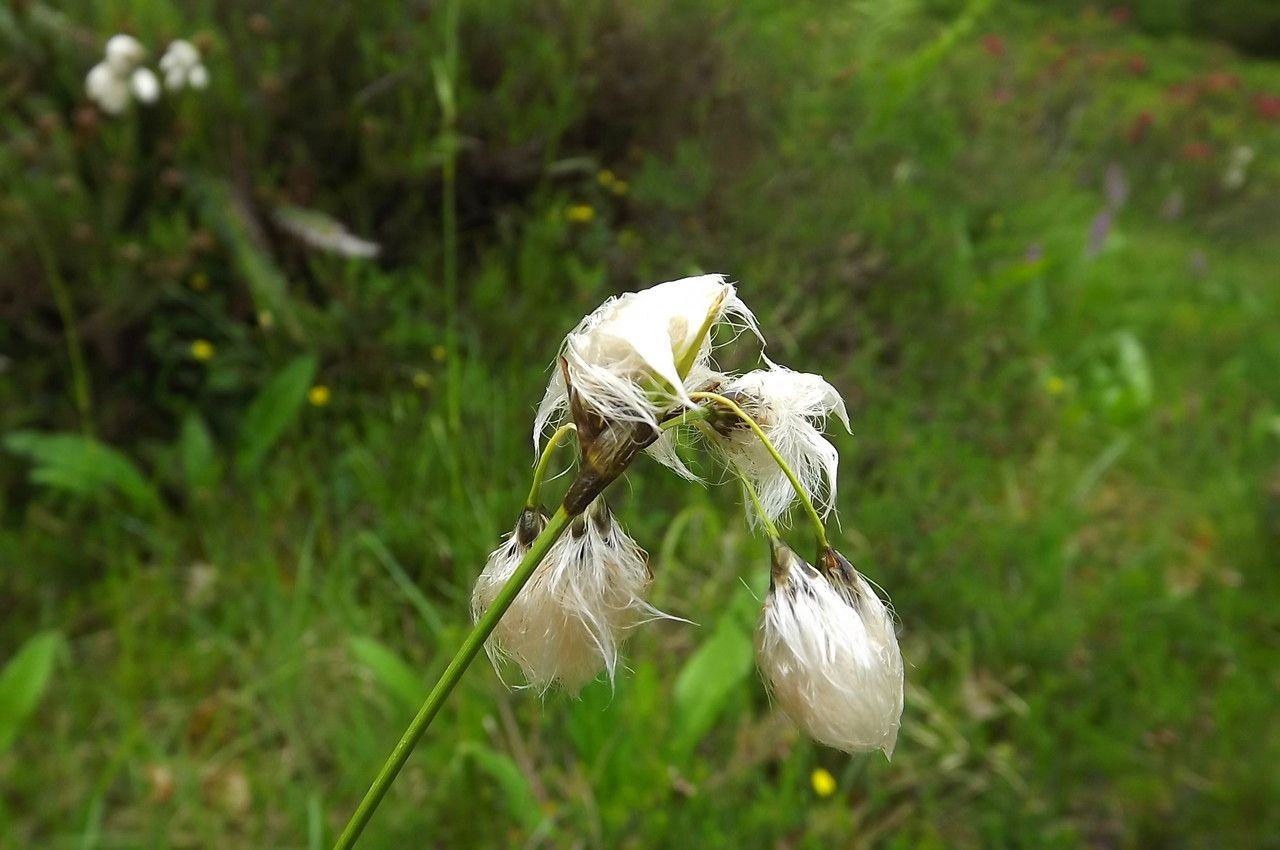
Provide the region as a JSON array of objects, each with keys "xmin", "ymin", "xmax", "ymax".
[
  {"xmin": 475, "ymin": 500, "xmax": 669, "ymax": 693},
  {"xmin": 717, "ymin": 363, "xmax": 849, "ymax": 524},
  {"xmin": 85, "ymin": 62, "xmax": 130, "ymax": 115},
  {"xmin": 160, "ymin": 39, "xmax": 208, "ymax": 91},
  {"xmin": 1223, "ymin": 145, "xmax": 1255, "ymax": 191},
  {"xmin": 273, "ymin": 205, "xmax": 381, "ymax": 258},
  {"xmin": 534, "ymin": 274, "xmax": 759, "ymax": 449},
  {"xmin": 130, "ymin": 67, "xmax": 161, "ymax": 104},
  {"xmin": 104, "ymin": 34, "xmax": 146, "ymax": 74},
  {"xmin": 756, "ymin": 541, "xmax": 902, "ymax": 757},
  {"xmin": 188, "ymin": 64, "xmax": 210, "ymax": 90}
]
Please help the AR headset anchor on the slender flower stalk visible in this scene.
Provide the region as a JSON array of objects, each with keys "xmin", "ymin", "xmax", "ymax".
[
  {"xmin": 525, "ymin": 423, "xmax": 576, "ymax": 509},
  {"xmin": 738, "ymin": 474, "xmax": 782, "ymax": 539},
  {"xmin": 333, "ymin": 506, "xmax": 573, "ymax": 850}
]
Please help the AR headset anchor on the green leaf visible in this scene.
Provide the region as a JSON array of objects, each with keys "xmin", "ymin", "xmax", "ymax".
[
  {"xmin": 1115, "ymin": 331, "xmax": 1153, "ymax": 409},
  {"xmin": 180, "ymin": 413, "xmax": 221, "ymax": 493},
  {"xmin": 457, "ymin": 743, "xmax": 543, "ymax": 831},
  {"xmin": 236, "ymin": 355, "xmax": 317, "ymax": 474},
  {"xmin": 4, "ymin": 431, "xmax": 161, "ymax": 514},
  {"xmin": 348, "ymin": 635, "xmax": 422, "ymax": 709},
  {"xmin": 0, "ymin": 630, "xmax": 65, "ymax": 753},
  {"xmin": 671, "ymin": 616, "xmax": 756, "ymax": 752},
  {"xmin": 189, "ymin": 175, "xmax": 303, "ymax": 339}
]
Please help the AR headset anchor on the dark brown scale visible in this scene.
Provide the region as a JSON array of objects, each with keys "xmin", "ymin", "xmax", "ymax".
[
  {"xmin": 817, "ymin": 546, "xmax": 864, "ymax": 603},
  {"xmin": 516, "ymin": 507, "xmax": 548, "ymax": 547}
]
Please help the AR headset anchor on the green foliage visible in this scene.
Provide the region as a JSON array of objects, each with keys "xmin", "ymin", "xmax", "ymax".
[
  {"xmin": 455, "ymin": 743, "xmax": 544, "ymax": 832},
  {"xmin": 179, "ymin": 412, "xmax": 221, "ymax": 494},
  {"xmin": 4, "ymin": 431, "xmax": 161, "ymax": 514},
  {"xmin": 235, "ymin": 354, "xmax": 317, "ymax": 474},
  {"xmin": 2, "ymin": 0, "xmax": 1279, "ymax": 847},
  {"xmin": 348, "ymin": 636, "xmax": 424, "ymax": 710},
  {"xmin": 671, "ymin": 616, "xmax": 755, "ymax": 753},
  {"xmin": 0, "ymin": 631, "xmax": 64, "ymax": 754}
]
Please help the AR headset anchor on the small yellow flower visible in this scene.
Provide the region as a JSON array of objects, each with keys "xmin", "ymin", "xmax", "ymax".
[
  {"xmin": 189, "ymin": 272, "xmax": 210, "ymax": 292},
  {"xmin": 258, "ymin": 310, "xmax": 274, "ymax": 329},
  {"xmin": 190, "ymin": 339, "xmax": 215, "ymax": 361},
  {"xmin": 597, "ymin": 169, "xmax": 617, "ymax": 188},
  {"xmin": 609, "ymin": 179, "xmax": 629, "ymax": 196},
  {"xmin": 565, "ymin": 204, "xmax": 595, "ymax": 223},
  {"xmin": 811, "ymin": 767, "xmax": 837, "ymax": 798},
  {"xmin": 1045, "ymin": 375, "xmax": 1066, "ymax": 397},
  {"xmin": 411, "ymin": 370, "xmax": 433, "ymax": 389},
  {"xmin": 431, "ymin": 344, "xmax": 448, "ymax": 363},
  {"xmin": 308, "ymin": 385, "xmax": 331, "ymax": 407}
]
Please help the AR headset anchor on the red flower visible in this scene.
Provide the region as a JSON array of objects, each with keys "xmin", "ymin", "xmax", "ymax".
[
  {"xmin": 1164, "ymin": 82, "xmax": 1200, "ymax": 106},
  {"xmin": 982, "ymin": 34, "xmax": 1006, "ymax": 58},
  {"xmin": 1254, "ymin": 94, "xmax": 1280, "ymax": 122},
  {"xmin": 1204, "ymin": 71, "xmax": 1240, "ymax": 93},
  {"xmin": 1181, "ymin": 142, "xmax": 1213, "ymax": 161},
  {"xmin": 1126, "ymin": 111, "xmax": 1153, "ymax": 144},
  {"xmin": 1110, "ymin": 6, "xmax": 1132, "ymax": 24},
  {"xmin": 1127, "ymin": 54, "xmax": 1148, "ymax": 75}
]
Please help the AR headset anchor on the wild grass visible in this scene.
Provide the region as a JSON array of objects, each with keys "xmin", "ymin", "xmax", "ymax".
[{"xmin": 2, "ymin": 0, "xmax": 1279, "ymax": 847}]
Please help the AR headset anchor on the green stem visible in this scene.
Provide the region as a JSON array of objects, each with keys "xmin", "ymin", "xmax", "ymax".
[
  {"xmin": 29, "ymin": 223, "xmax": 93, "ymax": 436},
  {"xmin": 332, "ymin": 505, "xmax": 573, "ymax": 850},
  {"xmin": 526, "ymin": 423, "xmax": 576, "ymax": 508},
  {"xmin": 692, "ymin": 420, "xmax": 780, "ymax": 538},
  {"xmin": 689, "ymin": 391, "xmax": 829, "ymax": 549},
  {"xmin": 736, "ymin": 464, "xmax": 782, "ymax": 538},
  {"xmin": 439, "ymin": 0, "xmax": 461, "ymax": 431}
]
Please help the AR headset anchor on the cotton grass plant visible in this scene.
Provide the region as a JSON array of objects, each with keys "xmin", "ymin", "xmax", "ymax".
[{"xmin": 334, "ymin": 274, "xmax": 904, "ymax": 848}]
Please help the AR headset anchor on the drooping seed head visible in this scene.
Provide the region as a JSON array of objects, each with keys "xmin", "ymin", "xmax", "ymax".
[
  {"xmin": 476, "ymin": 499, "xmax": 671, "ymax": 694},
  {"xmin": 756, "ymin": 540, "xmax": 903, "ymax": 757}
]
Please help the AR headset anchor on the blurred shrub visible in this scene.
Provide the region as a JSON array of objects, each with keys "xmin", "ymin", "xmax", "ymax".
[{"xmin": 0, "ymin": 0, "xmax": 740, "ymax": 487}]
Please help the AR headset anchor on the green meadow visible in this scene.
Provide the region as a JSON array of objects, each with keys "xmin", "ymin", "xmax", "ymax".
[{"xmin": 2, "ymin": 1, "xmax": 1278, "ymax": 847}]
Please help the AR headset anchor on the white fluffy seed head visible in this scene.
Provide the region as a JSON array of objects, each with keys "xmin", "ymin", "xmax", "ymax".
[
  {"xmin": 474, "ymin": 500, "xmax": 669, "ymax": 694},
  {"xmin": 718, "ymin": 364, "xmax": 850, "ymax": 525},
  {"xmin": 534, "ymin": 275, "xmax": 760, "ymax": 452},
  {"xmin": 85, "ymin": 62, "xmax": 130, "ymax": 115},
  {"xmin": 755, "ymin": 541, "xmax": 903, "ymax": 758}
]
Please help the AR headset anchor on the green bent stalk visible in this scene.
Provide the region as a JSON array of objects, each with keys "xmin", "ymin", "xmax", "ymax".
[{"xmin": 526, "ymin": 423, "xmax": 577, "ymax": 509}]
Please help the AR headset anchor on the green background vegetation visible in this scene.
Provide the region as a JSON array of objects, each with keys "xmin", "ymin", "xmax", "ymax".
[{"xmin": 2, "ymin": 0, "xmax": 1278, "ymax": 847}]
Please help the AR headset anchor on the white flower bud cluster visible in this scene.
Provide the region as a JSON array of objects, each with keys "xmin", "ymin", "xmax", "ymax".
[
  {"xmin": 473, "ymin": 276, "xmax": 904, "ymax": 757},
  {"xmin": 159, "ymin": 40, "xmax": 209, "ymax": 92},
  {"xmin": 85, "ymin": 35, "xmax": 156, "ymax": 115},
  {"xmin": 84, "ymin": 35, "xmax": 208, "ymax": 117}
]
